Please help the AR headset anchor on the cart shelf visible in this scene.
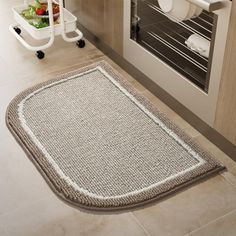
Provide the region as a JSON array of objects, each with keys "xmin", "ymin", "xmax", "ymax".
[{"xmin": 9, "ymin": 0, "xmax": 85, "ymax": 59}]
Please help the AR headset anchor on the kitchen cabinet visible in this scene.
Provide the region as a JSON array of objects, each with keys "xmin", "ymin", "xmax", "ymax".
[
  {"xmin": 66, "ymin": 0, "xmax": 123, "ymax": 55},
  {"xmin": 214, "ymin": 0, "xmax": 236, "ymax": 145}
]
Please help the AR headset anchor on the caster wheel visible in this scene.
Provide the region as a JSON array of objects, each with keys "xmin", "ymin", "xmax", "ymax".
[
  {"xmin": 36, "ymin": 51, "xmax": 45, "ymax": 59},
  {"xmin": 76, "ymin": 39, "xmax": 85, "ymax": 48},
  {"xmin": 14, "ymin": 27, "xmax": 21, "ymax": 35}
]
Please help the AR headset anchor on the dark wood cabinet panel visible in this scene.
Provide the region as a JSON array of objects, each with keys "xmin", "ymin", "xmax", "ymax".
[{"xmin": 67, "ymin": 0, "xmax": 123, "ymax": 55}]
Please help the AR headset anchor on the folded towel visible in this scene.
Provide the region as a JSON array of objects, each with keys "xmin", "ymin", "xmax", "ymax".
[{"xmin": 185, "ymin": 34, "xmax": 210, "ymax": 58}]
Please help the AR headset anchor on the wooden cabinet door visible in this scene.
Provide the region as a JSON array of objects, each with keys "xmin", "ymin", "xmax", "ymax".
[{"xmin": 67, "ymin": 0, "xmax": 123, "ymax": 55}]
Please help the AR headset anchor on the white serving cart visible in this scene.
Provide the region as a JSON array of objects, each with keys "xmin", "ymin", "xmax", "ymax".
[{"xmin": 9, "ymin": 0, "xmax": 85, "ymax": 59}]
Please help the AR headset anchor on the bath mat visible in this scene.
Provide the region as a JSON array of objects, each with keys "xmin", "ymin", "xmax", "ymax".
[{"xmin": 6, "ymin": 61, "xmax": 224, "ymax": 210}]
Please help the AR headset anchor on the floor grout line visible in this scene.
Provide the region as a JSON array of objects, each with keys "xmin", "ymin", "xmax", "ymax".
[
  {"xmin": 221, "ymin": 172, "xmax": 236, "ymax": 189},
  {"xmin": 129, "ymin": 212, "xmax": 152, "ymax": 236},
  {"xmin": 183, "ymin": 208, "xmax": 236, "ymax": 236}
]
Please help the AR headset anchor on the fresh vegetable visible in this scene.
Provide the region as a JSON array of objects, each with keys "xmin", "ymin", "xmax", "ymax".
[
  {"xmin": 53, "ymin": 5, "xmax": 60, "ymax": 14},
  {"xmin": 28, "ymin": 17, "xmax": 49, "ymax": 28},
  {"xmin": 35, "ymin": 8, "xmax": 44, "ymax": 15},
  {"xmin": 32, "ymin": 0, "xmax": 42, "ymax": 10},
  {"xmin": 21, "ymin": 6, "xmax": 36, "ymax": 19},
  {"xmin": 21, "ymin": 0, "xmax": 60, "ymax": 29},
  {"xmin": 30, "ymin": 20, "xmax": 49, "ymax": 29}
]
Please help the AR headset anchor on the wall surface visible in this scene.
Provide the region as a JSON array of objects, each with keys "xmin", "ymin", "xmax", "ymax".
[{"xmin": 214, "ymin": 0, "xmax": 236, "ymax": 145}]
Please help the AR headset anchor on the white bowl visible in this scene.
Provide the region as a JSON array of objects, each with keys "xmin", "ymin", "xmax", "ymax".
[
  {"xmin": 186, "ymin": 5, "xmax": 203, "ymax": 20},
  {"xmin": 193, "ymin": 7, "xmax": 203, "ymax": 18},
  {"xmin": 158, "ymin": 0, "xmax": 193, "ymax": 22},
  {"xmin": 186, "ymin": 4, "xmax": 197, "ymax": 19},
  {"xmin": 158, "ymin": 0, "xmax": 173, "ymax": 13}
]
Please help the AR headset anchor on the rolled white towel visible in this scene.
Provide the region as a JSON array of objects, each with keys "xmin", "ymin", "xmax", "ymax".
[{"xmin": 185, "ymin": 34, "xmax": 210, "ymax": 58}]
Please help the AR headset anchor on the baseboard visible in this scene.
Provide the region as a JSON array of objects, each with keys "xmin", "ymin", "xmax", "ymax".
[{"xmin": 77, "ymin": 22, "xmax": 236, "ymax": 162}]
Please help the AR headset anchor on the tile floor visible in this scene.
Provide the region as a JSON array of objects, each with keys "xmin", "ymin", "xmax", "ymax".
[{"xmin": 0, "ymin": 1, "xmax": 236, "ymax": 235}]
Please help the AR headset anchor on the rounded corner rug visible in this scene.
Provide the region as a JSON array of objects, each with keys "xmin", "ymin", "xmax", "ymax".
[{"xmin": 6, "ymin": 60, "xmax": 225, "ymax": 211}]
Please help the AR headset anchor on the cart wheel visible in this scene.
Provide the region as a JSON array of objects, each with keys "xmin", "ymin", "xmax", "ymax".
[
  {"xmin": 36, "ymin": 51, "xmax": 45, "ymax": 60},
  {"xmin": 14, "ymin": 27, "xmax": 21, "ymax": 35},
  {"xmin": 76, "ymin": 39, "xmax": 86, "ymax": 48}
]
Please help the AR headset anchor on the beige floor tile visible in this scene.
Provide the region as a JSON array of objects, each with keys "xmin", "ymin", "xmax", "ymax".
[
  {"xmin": 0, "ymin": 81, "xmax": 35, "ymax": 121},
  {"xmin": 0, "ymin": 10, "xmax": 104, "ymax": 82},
  {"xmin": 0, "ymin": 196, "xmax": 147, "ymax": 236},
  {"xmin": 0, "ymin": 36, "xmax": 103, "ymax": 81},
  {"xmin": 0, "ymin": 57, "xmax": 18, "ymax": 88},
  {"xmin": 34, "ymin": 212, "xmax": 148, "ymax": 236},
  {"xmin": 0, "ymin": 123, "xmax": 55, "ymax": 215},
  {"xmin": 188, "ymin": 209, "xmax": 236, "ymax": 236},
  {"xmin": 132, "ymin": 175, "xmax": 236, "ymax": 236},
  {"xmin": 193, "ymin": 135, "xmax": 236, "ymax": 177},
  {"xmin": 222, "ymin": 172, "xmax": 236, "ymax": 189},
  {"xmin": 0, "ymin": 0, "xmax": 20, "ymax": 16}
]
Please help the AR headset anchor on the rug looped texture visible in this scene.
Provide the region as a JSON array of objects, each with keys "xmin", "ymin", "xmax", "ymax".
[{"xmin": 6, "ymin": 61, "xmax": 224, "ymax": 210}]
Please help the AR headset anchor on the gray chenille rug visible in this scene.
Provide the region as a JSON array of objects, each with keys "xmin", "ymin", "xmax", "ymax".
[{"xmin": 6, "ymin": 61, "xmax": 224, "ymax": 211}]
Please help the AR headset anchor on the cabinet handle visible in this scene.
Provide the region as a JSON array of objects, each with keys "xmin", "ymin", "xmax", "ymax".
[{"xmin": 186, "ymin": 0, "xmax": 227, "ymax": 12}]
